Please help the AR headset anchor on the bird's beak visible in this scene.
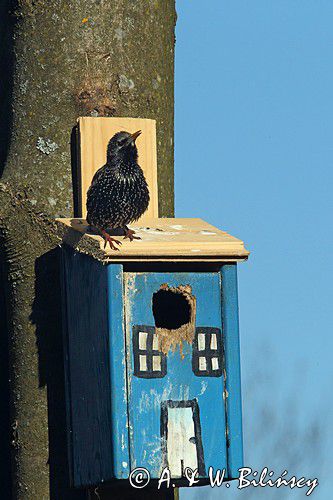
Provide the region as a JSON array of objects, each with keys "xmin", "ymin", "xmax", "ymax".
[{"xmin": 130, "ymin": 130, "xmax": 142, "ymax": 142}]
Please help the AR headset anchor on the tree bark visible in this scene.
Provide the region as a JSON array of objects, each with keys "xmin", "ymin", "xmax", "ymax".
[
  {"xmin": 2, "ymin": 0, "xmax": 175, "ymax": 217},
  {"xmin": 0, "ymin": 1, "xmax": 176, "ymax": 498}
]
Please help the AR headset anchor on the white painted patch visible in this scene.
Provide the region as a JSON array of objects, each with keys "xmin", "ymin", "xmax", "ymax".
[
  {"xmin": 137, "ymin": 228, "xmax": 177, "ymax": 236},
  {"xmin": 210, "ymin": 334, "xmax": 217, "ymax": 350},
  {"xmin": 154, "ymin": 231, "xmax": 178, "ymax": 236},
  {"xmin": 167, "ymin": 407, "xmax": 198, "ymax": 477},
  {"xmin": 139, "ymin": 391, "xmax": 151, "ymax": 413},
  {"xmin": 152, "ymin": 355, "xmax": 161, "ymax": 371},
  {"xmin": 212, "ymin": 357, "xmax": 219, "ymax": 370},
  {"xmin": 197, "ymin": 333, "xmax": 205, "ymax": 350},
  {"xmin": 146, "ymin": 434, "xmax": 163, "ymax": 470},
  {"xmin": 152, "ymin": 335, "xmax": 159, "ymax": 350},
  {"xmin": 191, "ymin": 249, "xmax": 201, "ymax": 252},
  {"xmin": 139, "ymin": 331, "xmax": 148, "ymax": 349},
  {"xmin": 177, "ymin": 384, "xmax": 190, "ymax": 401},
  {"xmin": 150, "ymin": 380, "xmax": 174, "ymax": 411},
  {"xmin": 199, "ymin": 381, "xmax": 208, "ymax": 396},
  {"xmin": 170, "ymin": 224, "xmax": 183, "ymax": 230},
  {"xmin": 200, "ymin": 230, "xmax": 217, "ymax": 235},
  {"xmin": 199, "ymin": 357, "xmax": 207, "ymax": 371},
  {"xmin": 139, "ymin": 355, "xmax": 147, "ymax": 371},
  {"xmin": 161, "ymin": 381, "xmax": 174, "ymax": 401}
]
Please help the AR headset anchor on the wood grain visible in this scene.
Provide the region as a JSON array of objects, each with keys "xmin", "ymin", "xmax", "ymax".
[
  {"xmin": 77, "ymin": 117, "xmax": 158, "ymax": 221},
  {"xmin": 221, "ymin": 265, "xmax": 244, "ymax": 479},
  {"xmin": 57, "ymin": 217, "xmax": 250, "ymax": 262},
  {"xmin": 62, "ymin": 247, "xmax": 114, "ymax": 487}
]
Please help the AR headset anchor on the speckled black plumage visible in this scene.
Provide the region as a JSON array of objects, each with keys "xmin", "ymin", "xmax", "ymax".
[{"xmin": 86, "ymin": 131, "xmax": 150, "ymax": 245}]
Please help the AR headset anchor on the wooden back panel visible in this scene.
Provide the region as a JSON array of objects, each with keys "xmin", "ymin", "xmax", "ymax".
[{"xmin": 76, "ymin": 117, "xmax": 158, "ymax": 221}]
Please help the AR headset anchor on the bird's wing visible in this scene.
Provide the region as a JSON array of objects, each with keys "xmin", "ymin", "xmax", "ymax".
[{"xmin": 89, "ymin": 164, "xmax": 107, "ymax": 185}]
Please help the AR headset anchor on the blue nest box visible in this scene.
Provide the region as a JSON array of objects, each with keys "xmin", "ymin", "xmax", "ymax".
[{"xmin": 58, "ymin": 117, "xmax": 249, "ymax": 488}]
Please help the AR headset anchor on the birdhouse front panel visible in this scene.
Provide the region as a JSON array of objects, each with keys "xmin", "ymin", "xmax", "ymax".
[
  {"xmin": 124, "ymin": 272, "xmax": 228, "ymax": 478},
  {"xmin": 61, "ymin": 248, "xmax": 244, "ymax": 488}
]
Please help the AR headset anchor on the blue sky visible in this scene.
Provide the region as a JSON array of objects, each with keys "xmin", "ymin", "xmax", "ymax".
[{"xmin": 175, "ymin": 2, "xmax": 333, "ymax": 499}]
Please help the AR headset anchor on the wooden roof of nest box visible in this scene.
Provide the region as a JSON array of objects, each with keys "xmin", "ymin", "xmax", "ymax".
[{"xmin": 57, "ymin": 117, "xmax": 249, "ymax": 263}]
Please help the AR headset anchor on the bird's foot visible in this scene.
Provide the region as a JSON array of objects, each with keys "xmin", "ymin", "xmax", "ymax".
[
  {"xmin": 100, "ymin": 229, "xmax": 122, "ymax": 251},
  {"xmin": 123, "ymin": 228, "xmax": 141, "ymax": 242}
]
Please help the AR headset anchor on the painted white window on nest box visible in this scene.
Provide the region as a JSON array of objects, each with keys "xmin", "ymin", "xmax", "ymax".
[
  {"xmin": 152, "ymin": 355, "xmax": 161, "ymax": 371},
  {"xmin": 139, "ymin": 354, "xmax": 147, "ymax": 371},
  {"xmin": 211, "ymin": 357, "xmax": 219, "ymax": 370},
  {"xmin": 197, "ymin": 333, "xmax": 205, "ymax": 350},
  {"xmin": 192, "ymin": 328, "xmax": 223, "ymax": 377},
  {"xmin": 139, "ymin": 331, "xmax": 148, "ymax": 349},
  {"xmin": 210, "ymin": 334, "xmax": 217, "ymax": 350},
  {"xmin": 152, "ymin": 335, "xmax": 159, "ymax": 350},
  {"xmin": 133, "ymin": 326, "xmax": 167, "ymax": 379},
  {"xmin": 198, "ymin": 356, "xmax": 207, "ymax": 370}
]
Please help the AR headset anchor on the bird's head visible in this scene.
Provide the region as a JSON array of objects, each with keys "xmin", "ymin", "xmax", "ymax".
[{"xmin": 107, "ymin": 130, "xmax": 141, "ymax": 163}]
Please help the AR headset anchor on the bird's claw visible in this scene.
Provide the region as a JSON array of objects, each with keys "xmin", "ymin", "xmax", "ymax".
[
  {"xmin": 100, "ymin": 229, "xmax": 122, "ymax": 251},
  {"xmin": 103, "ymin": 238, "xmax": 122, "ymax": 251},
  {"xmin": 123, "ymin": 229, "xmax": 141, "ymax": 242},
  {"xmin": 123, "ymin": 234, "xmax": 141, "ymax": 241}
]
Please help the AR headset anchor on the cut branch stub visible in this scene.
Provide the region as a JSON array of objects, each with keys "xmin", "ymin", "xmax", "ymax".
[{"xmin": 152, "ymin": 284, "xmax": 196, "ymax": 356}]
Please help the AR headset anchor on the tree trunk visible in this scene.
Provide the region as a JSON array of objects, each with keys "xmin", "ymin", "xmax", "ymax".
[{"xmin": 0, "ymin": 1, "xmax": 176, "ymax": 498}]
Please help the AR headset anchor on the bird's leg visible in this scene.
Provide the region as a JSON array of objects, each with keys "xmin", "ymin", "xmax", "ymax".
[
  {"xmin": 123, "ymin": 226, "xmax": 141, "ymax": 241},
  {"xmin": 99, "ymin": 228, "xmax": 122, "ymax": 251}
]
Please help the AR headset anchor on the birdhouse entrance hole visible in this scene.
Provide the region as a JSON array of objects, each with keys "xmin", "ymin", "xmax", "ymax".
[
  {"xmin": 152, "ymin": 284, "xmax": 196, "ymax": 355},
  {"xmin": 153, "ymin": 288, "xmax": 191, "ymax": 329}
]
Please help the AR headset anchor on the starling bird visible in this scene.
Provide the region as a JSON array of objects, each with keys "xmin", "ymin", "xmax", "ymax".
[{"xmin": 86, "ymin": 130, "xmax": 150, "ymax": 250}]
